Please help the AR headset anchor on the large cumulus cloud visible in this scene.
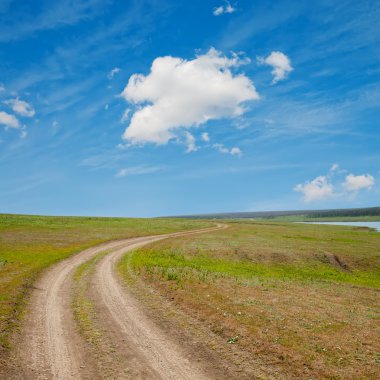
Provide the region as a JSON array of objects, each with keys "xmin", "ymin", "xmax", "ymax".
[{"xmin": 120, "ymin": 48, "xmax": 259, "ymax": 145}]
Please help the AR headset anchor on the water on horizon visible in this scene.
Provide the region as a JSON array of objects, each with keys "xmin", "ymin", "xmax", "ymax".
[{"xmin": 299, "ymin": 221, "xmax": 380, "ymax": 232}]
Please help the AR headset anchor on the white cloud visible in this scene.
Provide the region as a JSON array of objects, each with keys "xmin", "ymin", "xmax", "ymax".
[
  {"xmin": 344, "ymin": 174, "xmax": 374, "ymax": 191},
  {"xmin": 104, "ymin": 104, "xmax": 109, "ymax": 110},
  {"xmin": 201, "ymin": 132, "xmax": 210, "ymax": 142},
  {"xmin": 213, "ymin": 6, "xmax": 225, "ymax": 16},
  {"xmin": 294, "ymin": 175, "xmax": 334, "ymax": 202},
  {"xmin": 213, "ymin": 1, "xmax": 236, "ymax": 16},
  {"xmin": 116, "ymin": 142, "xmax": 130, "ymax": 150},
  {"xmin": 213, "ymin": 143, "xmax": 242, "ymax": 156},
  {"xmin": 20, "ymin": 130, "xmax": 28, "ymax": 139},
  {"xmin": 185, "ymin": 132, "xmax": 197, "ymax": 153},
  {"xmin": 258, "ymin": 51, "xmax": 293, "ymax": 84},
  {"xmin": 121, "ymin": 48, "xmax": 258, "ymax": 145},
  {"xmin": 295, "ymin": 166, "xmax": 376, "ymax": 202},
  {"xmin": 0, "ymin": 111, "xmax": 19, "ymax": 129},
  {"xmin": 4, "ymin": 98, "xmax": 35, "ymax": 117},
  {"xmin": 230, "ymin": 147, "xmax": 242, "ymax": 156},
  {"xmin": 121, "ymin": 108, "xmax": 131, "ymax": 123},
  {"xmin": 107, "ymin": 67, "xmax": 120, "ymax": 79},
  {"xmin": 0, "ymin": 83, "xmax": 5, "ymax": 92},
  {"xmin": 51, "ymin": 120, "xmax": 59, "ymax": 132},
  {"xmin": 116, "ymin": 165, "xmax": 161, "ymax": 177}
]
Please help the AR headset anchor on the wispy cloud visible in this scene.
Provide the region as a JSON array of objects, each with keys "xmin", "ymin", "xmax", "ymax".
[
  {"xmin": 121, "ymin": 109, "xmax": 131, "ymax": 123},
  {"xmin": 201, "ymin": 132, "xmax": 210, "ymax": 142},
  {"xmin": 184, "ymin": 132, "xmax": 197, "ymax": 153},
  {"xmin": 6, "ymin": 1, "xmax": 158, "ymax": 97},
  {"xmin": 0, "ymin": 0, "xmax": 108, "ymax": 42},
  {"xmin": 81, "ymin": 150, "xmax": 127, "ymax": 171},
  {"xmin": 213, "ymin": 143, "xmax": 242, "ymax": 157},
  {"xmin": 4, "ymin": 98, "xmax": 35, "ymax": 117},
  {"xmin": 0, "ymin": 172, "xmax": 57, "ymax": 197},
  {"xmin": 116, "ymin": 165, "xmax": 162, "ymax": 177},
  {"xmin": 219, "ymin": 1, "xmax": 304, "ymax": 49},
  {"xmin": 38, "ymin": 77, "xmax": 99, "ymax": 115},
  {"xmin": 0, "ymin": 111, "xmax": 19, "ymax": 129},
  {"xmin": 213, "ymin": 1, "xmax": 236, "ymax": 16},
  {"xmin": 107, "ymin": 67, "xmax": 121, "ymax": 79}
]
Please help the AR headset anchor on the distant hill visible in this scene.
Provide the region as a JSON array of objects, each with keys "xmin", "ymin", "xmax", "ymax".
[{"xmin": 173, "ymin": 206, "xmax": 380, "ymax": 220}]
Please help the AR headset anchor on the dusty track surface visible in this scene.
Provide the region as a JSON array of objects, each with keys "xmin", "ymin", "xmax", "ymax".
[{"xmin": 15, "ymin": 225, "xmax": 225, "ymax": 379}]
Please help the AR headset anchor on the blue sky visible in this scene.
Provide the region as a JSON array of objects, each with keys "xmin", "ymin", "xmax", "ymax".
[{"xmin": 0, "ymin": 0, "xmax": 379, "ymax": 217}]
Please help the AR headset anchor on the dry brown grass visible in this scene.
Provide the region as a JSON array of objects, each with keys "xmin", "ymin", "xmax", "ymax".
[{"xmin": 120, "ymin": 221, "xmax": 380, "ymax": 379}]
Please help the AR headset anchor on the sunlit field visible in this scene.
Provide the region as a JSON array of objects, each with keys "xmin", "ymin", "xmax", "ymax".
[
  {"xmin": 119, "ymin": 221, "xmax": 380, "ymax": 379},
  {"xmin": 0, "ymin": 214, "xmax": 211, "ymax": 351}
]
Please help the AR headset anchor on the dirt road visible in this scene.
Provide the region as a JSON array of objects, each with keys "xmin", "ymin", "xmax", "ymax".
[{"xmin": 16, "ymin": 225, "xmax": 225, "ymax": 379}]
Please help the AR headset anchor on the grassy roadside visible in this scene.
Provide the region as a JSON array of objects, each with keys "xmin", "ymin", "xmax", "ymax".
[
  {"xmin": 119, "ymin": 221, "xmax": 380, "ymax": 379},
  {"xmin": 0, "ymin": 213, "xmax": 211, "ymax": 354},
  {"xmin": 72, "ymin": 252, "xmax": 107, "ymax": 349}
]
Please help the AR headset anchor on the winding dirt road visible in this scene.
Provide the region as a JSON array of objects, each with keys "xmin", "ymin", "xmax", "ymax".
[{"xmin": 16, "ymin": 225, "xmax": 225, "ymax": 379}]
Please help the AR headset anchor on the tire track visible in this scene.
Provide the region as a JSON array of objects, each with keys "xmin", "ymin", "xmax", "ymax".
[
  {"xmin": 93, "ymin": 238, "xmax": 204, "ymax": 379},
  {"xmin": 16, "ymin": 225, "xmax": 225, "ymax": 379}
]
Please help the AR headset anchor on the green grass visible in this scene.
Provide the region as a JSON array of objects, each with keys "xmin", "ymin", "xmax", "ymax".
[
  {"xmin": 128, "ymin": 220, "xmax": 380, "ymax": 288},
  {"xmin": 72, "ymin": 252, "xmax": 107, "ymax": 348},
  {"xmin": 0, "ymin": 213, "xmax": 211, "ymax": 351},
  {"xmin": 119, "ymin": 220, "xmax": 380, "ymax": 378},
  {"xmin": 129, "ymin": 248, "xmax": 380, "ymax": 288}
]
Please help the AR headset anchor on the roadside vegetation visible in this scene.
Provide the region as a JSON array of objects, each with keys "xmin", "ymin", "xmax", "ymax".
[
  {"xmin": 120, "ymin": 221, "xmax": 380, "ymax": 379},
  {"xmin": 72, "ymin": 251, "xmax": 129, "ymax": 378},
  {"xmin": 72, "ymin": 252, "xmax": 107, "ymax": 349},
  {"xmin": 0, "ymin": 213, "xmax": 210, "ymax": 355}
]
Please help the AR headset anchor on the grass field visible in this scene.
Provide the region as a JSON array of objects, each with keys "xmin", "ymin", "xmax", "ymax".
[
  {"xmin": 120, "ymin": 220, "xmax": 380, "ymax": 379},
  {"xmin": 0, "ymin": 213, "xmax": 211, "ymax": 353}
]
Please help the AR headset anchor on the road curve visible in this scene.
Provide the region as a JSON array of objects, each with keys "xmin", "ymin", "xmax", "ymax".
[{"xmin": 16, "ymin": 224, "xmax": 225, "ymax": 379}]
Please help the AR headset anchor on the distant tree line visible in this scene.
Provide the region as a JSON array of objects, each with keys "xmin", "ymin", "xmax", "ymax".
[
  {"xmin": 306, "ymin": 207, "xmax": 380, "ymax": 218},
  {"xmin": 173, "ymin": 206, "xmax": 380, "ymax": 219}
]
